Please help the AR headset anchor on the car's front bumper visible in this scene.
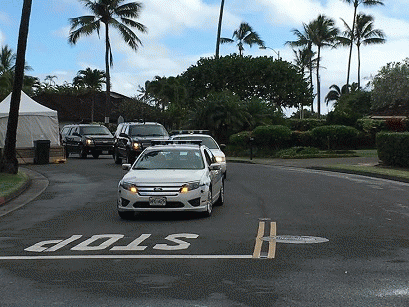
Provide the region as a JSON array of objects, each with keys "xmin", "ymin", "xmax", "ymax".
[{"xmin": 117, "ymin": 186, "xmax": 209, "ymax": 212}]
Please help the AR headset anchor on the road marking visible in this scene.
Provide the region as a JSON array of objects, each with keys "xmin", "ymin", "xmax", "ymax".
[
  {"xmin": 253, "ymin": 219, "xmax": 276, "ymax": 259},
  {"xmin": 0, "ymin": 255, "xmax": 253, "ymax": 260}
]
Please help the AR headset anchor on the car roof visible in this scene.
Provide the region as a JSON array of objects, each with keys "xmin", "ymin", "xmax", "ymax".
[
  {"xmin": 119, "ymin": 122, "xmax": 164, "ymax": 126},
  {"xmin": 172, "ymin": 134, "xmax": 214, "ymax": 139}
]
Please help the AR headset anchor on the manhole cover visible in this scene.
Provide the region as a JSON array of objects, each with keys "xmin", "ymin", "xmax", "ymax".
[{"xmin": 261, "ymin": 235, "xmax": 329, "ymax": 244}]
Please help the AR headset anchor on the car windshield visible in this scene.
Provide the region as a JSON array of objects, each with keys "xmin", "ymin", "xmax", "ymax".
[
  {"xmin": 129, "ymin": 125, "xmax": 169, "ymax": 137},
  {"xmin": 134, "ymin": 148, "xmax": 204, "ymax": 170},
  {"xmin": 80, "ymin": 126, "xmax": 111, "ymax": 136},
  {"xmin": 173, "ymin": 136, "xmax": 219, "ymax": 149}
]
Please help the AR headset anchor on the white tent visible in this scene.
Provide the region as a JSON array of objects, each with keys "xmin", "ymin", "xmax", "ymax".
[{"xmin": 0, "ymin": 91, "xmax": 60, "ymax": 148}]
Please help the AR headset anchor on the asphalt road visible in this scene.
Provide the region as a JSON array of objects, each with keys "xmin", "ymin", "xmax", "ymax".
[{"xmin": 0, "ymin": 155, "xmax": 408, "ymax": 306}]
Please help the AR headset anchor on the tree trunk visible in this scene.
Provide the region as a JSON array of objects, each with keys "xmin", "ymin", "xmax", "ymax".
[
  {"xmin": 316, "ymin": 47, "xmax": 321, "ymax": 118},
  {"xmin": 215, "ymin": 0, "xmax": 225, "ymax": 59},
  {"xmin": 0, "ymin": 0, "xmax": 33, "ymax": 174},
  {"xmin": 346, "ymin": 6, "xmax": 357, "ymax": 86},
  {"xmin": 105, "ymin": 23, "xmax": 111, "ymax": 121},
  {"xmin": 357, "ymin": 44, "xmax": 361, "ymax": 89}
]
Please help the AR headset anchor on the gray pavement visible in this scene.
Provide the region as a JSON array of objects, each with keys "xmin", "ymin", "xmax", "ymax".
[{"xmin": 0, "ymin": 155, "xmax": 386, "ymax": 214}]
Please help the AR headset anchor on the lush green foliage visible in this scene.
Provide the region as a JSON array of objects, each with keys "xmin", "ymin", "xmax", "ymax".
[
  {"xmin": 252, "ymin": 125, "xmax": 292, "ymax": 149},
  {"xmin": 310, "ymin": 125, "xmax": 359, "ymax": 149},
  {"xmin": 376, "ymin": 132, "xmax": 409, "ymax": 167},
  {"xmin": 229, "ymin": 131, "xmax": 253, "ymax": 146},
  {"xmin": 288, "ymin": 118, "xmax": 326, "ymax": 131},
  {"xmin": 371, "ymin": 58, "xmax": 409, "ymax": 111},
  {"xmin": 181, "ymin": 55, "xmax": 313, "ymax": 109},
  {"xmin": 326, "ymin": 90, "xmax": 371, "ymax": 126}
]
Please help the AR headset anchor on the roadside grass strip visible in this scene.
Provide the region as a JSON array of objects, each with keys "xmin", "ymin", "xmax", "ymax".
[{"xmin": 0, "ymin": 171, "xmax": 29, "ymax": 202}]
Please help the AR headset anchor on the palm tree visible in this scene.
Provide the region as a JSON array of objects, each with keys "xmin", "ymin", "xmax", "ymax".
[
  {"xmin": 68, "ymin": 0, "xmax": 147, "ymax": 120},
  {"xmin": 215, "ymin": 0, "xmax": 225, "ymax": 59},
  {"xmin": 73, "ymin": 68, "xmax": 106, "ymax": 122},
  {"xmin": 220, "ymin": 22, "xmax": 265, "ymax": 56},
  {"xmin": 338, "ymin": 14, "xmax": 385, "ymax": 88},
  {"xmin": 0, "ymin": 0, "xmax": 32, "ymax": 174},
  {"xmin": 292, "ymin": 47, "xmax": 317, "ymax": 118},
  {"xmin": 308, "ymin": 15, "xmax": 339, "ymax": 117},
  {"xmin": 286, "ymin": 24, "xmax": 316, "ymax": 112},
  {"xmin": 341, "ymin": 0, "xmax": 384, "ymax": 86},
  {"xmin": 325, "ymin": 83, "xmax": 359, "ymax": 105}
]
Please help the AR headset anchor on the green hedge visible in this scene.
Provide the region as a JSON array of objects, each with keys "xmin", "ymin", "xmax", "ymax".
[
  {"xmin": 252, "ymin": 125, "xmax": 292, "ymax": 149},
  {"xmin": 229, "ymin": 131, "xmax": 253, "ymax": 147},
  {"xmin": 376, "ymin": 132, "xmax": 409, "ymax": 167},
  {"xmin": 288, "ymin": 118, "xmax": 326, "ymax": 131},
  {"xmin": 310, "ymin": 125, "xmax": 359, "ymax": 149}
]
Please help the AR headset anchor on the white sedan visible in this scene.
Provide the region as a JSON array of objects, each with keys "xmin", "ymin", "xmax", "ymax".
[
  {"xmin": 117, "ymin": 142, "xmax": 224, "ymax": 219},
  {"xmin": 171, "ymin": 134, "xmax": 227, "ymax": 178}
]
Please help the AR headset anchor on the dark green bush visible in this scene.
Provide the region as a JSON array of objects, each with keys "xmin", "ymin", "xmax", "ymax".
[
  {"xmin": 291, "ymin": 130, "xmax": 312, "ymax": 147},
  {"xmin": 252, "ymin": 125, "xmax": 292, "ymax": 149},
  {"xmin": 277, "ymin": 146, "xmax": 319, "ymax": 158},
  {"xmin": 288, "ymin": 118, "xmax": 326, "ymax": 131},
  {"xmin": 310, "ymin": 125, "xmax": 359, "ymax": 149},
  {"xmin": 376, "ymin": 132, "xmax": 409, "ymax": 167},
  {"xmin": 229, "ymin": 131, "xmax": 253, "ymax": 147}
]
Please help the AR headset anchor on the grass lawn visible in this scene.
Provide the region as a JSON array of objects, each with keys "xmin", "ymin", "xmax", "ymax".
[{"xmin": 0, "ymin": 171, "xmax": 29, "ymax": 199}]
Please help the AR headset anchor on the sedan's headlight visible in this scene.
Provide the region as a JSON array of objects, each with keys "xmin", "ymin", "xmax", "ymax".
[
  {"xmin": 85, "ymin": 138, "xmax": 94, "ymax": 146},
  {"xmin": 120, "ymin": 181, "xmax": 138, "ymax": 193},
  {"xmin": 132, "ymin": 142, "xmax": 141, "ymax": 150},
  {"xmin": 215, "ymin": 156, "xmax": 225, "ymax": 163},
  {"xmin": 180, "ymin": 181, "xmax": 200, "ymax": 193}
]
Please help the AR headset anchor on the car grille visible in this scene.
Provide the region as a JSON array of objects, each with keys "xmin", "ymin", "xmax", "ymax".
[
  {"xmin": 133, "ymin": 202, "xmax": 184, "ymax": 208},
  {"xmin": 93, "ymin": 138, "xmax": 114, "ymax": 145},
  {"xmin": 137, "ymin": 185, "xmax": 181, "ymax": 197}
]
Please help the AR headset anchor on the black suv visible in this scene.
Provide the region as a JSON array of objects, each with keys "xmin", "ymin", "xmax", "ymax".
[
  {"xmin": 61, "ymin": 124, "xmax": 114, "ymax": 158},
  {"xmin": 113, "ymin": 121, "xmax": 169, "ymax": 164}
]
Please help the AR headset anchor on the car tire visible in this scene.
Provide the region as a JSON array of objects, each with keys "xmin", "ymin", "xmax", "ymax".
[
  {"xmin": 80, "ymin": 146, "xmax": 87, "ymax": 158},
  {"xmin": 118, "ymin": 211, "xmax": 134, "ymax": 220},
  {"xmin": 126, "ymin": 149, "xmax": 135, "ymax": 165},
  {"xmin": 203, "ymin": 188, "xmax": 213, "ymax": 217},
  {"xmin": 215, "ymin": 181, "xmax": 224, "ymax": 206},
  {"xmin": 113, "ymin": 149, "xmax": 122, "ymax": 165},
  {"xmin": 92, "ymin": 151, "xmax": 100, "ymax": 159}
]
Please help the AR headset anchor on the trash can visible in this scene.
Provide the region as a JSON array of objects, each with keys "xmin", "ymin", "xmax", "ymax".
[{"xmin": 34, "ymin": 140, "xmax": 50, "ymax": 164}]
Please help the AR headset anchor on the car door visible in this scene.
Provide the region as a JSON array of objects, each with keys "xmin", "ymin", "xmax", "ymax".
[
  {"xmin": 117, "ymin": 124, "xmax": 129, "ymax": 158},
  {"xmin": 204, "ymin": 148, "xmax": 222, "ymax": 203},
  {"xmin": 64, "ymin": 127, "xmax": 76, "ymax": 152}
]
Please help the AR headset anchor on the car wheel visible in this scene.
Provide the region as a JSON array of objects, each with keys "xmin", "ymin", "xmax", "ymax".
[
  {"xmin": 215, "ymin": 181, "xmax": 224, "ymax": 206},
  {"xmin": 126, "ymin": 149, "xmax": 135, "ymax": 164},
  {"xmin": 91, "ymin": 151, "xmax": 100, "ymax": 159},
  {"xmin": 203, "ymin": 188, "xmax": 213, "ymax": 217},
  {"xmin": 80, "ymin": 146, "xmax": 87, "ymax": 158},
  {"xmin": 118, "ymin": 211, "xmax": 134, "ymax": 220},
  {"xmin": 113, "ymin": 149, "xmax": 122, "ymax": 165}
]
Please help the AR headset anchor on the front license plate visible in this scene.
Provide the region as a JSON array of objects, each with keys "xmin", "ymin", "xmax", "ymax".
[{"xmin": 149, "ymin": 197, "xmax": 166, "ymax": 206}]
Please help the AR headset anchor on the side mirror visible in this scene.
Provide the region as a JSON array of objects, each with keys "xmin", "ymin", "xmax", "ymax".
[
  {"xmin": 209, "ymin": 163, "xmax": 221, "ymax": 171},
  {"xmin": 122, "ymin": 164, "xmax": 132, "ymax": 171},
  {"xmin": 72, "ymin": 132, "xmax": 81, "ymax": 137},
  {"xmin": 119, "ymin": 133, "xmax": 129, "ymax": 138}
]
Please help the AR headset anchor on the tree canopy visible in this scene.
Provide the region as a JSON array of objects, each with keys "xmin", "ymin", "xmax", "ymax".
[{"xmin": 181, "ymin": 55, "xmax": 312, "ymax": 109}]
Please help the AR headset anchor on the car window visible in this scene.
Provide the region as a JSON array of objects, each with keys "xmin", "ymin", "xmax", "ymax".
[
  {"xmin": 203, "ymin": 149, "xmax": 215, "ymax": 166},
  {"xmin": 134, "ymin": 149, "xmax": 204, "ymax": 170},
  {"xmin": 129, "ymin": 125, "xmax": 168, "ymax": 137},
  {"xmin": 80, "ymin": 126, "xmax": 111, "ymax": 135},
  {"xmin": 173, "ymin": 135, "xmax": 219, "ymax": 149}
]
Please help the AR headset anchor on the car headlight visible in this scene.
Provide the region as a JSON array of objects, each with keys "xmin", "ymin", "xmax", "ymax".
[
  {"xmin": 85, "ymin": 138, "xmax": 94, "ymax": 146},
  {"xmin": 215, "ymin": 156, "xmax": 225, "ymax": 163},
  {"xmin": 180, "ymin": 181, "xmax": 200, "ymax": 193},
  {"xmin": 132, "ymin": 142, "xmax": 141, "ymax": 150},
  {"xmin": 120, "ymin": 181, "xmax": 138, "ymax": 193}
]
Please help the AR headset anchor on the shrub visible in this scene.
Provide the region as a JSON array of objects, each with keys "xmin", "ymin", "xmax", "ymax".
[
  {"xmin": 277, "ymin": 146, "xmax": 319, "ymax": 158},
  {"xmin": 310, "ymin": 125, "xmax": 359, "ymax": 149},
  {"xmin": 229, "ymin": 131, "xmax": 253, "ymax": 147},
  {"xmin": 252, "ymin": 125, "xmax": 292, "ymax": 149},
  {"xmin": 291, "ymin": 130, "xmax": 312, "ymax": 147},
  {"xmin": 287, "ymin": 119, "xmax": 326, "ymax": 131},
  {"xmin": 376, "ymin": 132, "xmax": 409, "ymax": 167}
]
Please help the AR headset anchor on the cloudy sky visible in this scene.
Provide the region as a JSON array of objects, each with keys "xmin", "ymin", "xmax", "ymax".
[{"xmin": 1, "ymin": 0, "xmax": 408, "ymax": 115}]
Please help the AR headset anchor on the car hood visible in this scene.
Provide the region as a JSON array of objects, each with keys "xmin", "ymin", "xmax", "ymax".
[
  {"xmin": 122, "ymin": 169, "xmax": 205, "ymax": 184},
  {"xmin": 131, "ymin": 136, "xmax": 169, "ymax": 141},
  {"xmin": 85, "ymin": 134, "xmax": 113, "ymax": 139}
]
